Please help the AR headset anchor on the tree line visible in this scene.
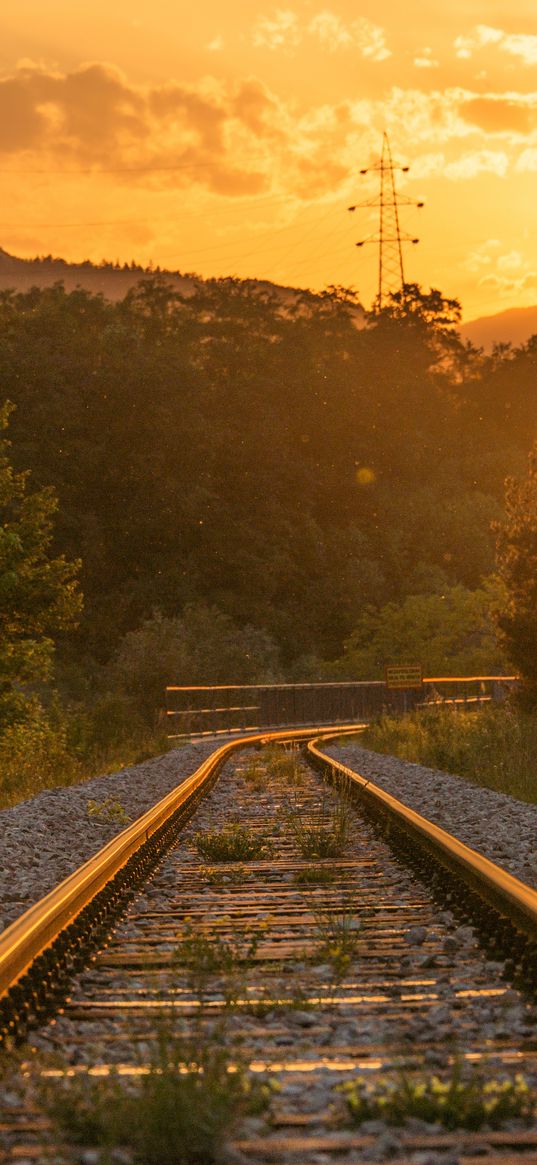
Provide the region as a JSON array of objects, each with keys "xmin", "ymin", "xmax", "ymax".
[{"xmin": 0, "ymin": 274, "xmax": 536, "ymax": 759}]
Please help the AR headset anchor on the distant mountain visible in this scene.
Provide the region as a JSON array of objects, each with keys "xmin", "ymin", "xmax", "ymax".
[
  {"xmin": 0, "ymin": 247, "xmax": 202, "ymax": 300},
  {"xmin": 460, "ymin": 305, "xmax": 537, "ymax": 351},
  {"xmin": 0, "ymin": 248, "xmax": 364, "ymax": 318}
]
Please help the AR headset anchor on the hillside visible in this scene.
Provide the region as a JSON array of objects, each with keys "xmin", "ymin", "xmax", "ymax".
[
  {"xmin": 460, "ymin": 304, "xmax": 537, "ymax": 350},
  {"xmin": 0, "ymin": 247, "xmax": 348, "ymax": 316},
  {"xmin": 3, "ymin": 248, "xmax": 537, "ymax": 351},
  {"xmin": 0, "ymin": 247, "xmax": 200, "ymax": 299}
]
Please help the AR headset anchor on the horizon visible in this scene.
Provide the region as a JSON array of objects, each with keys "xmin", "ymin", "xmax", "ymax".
[
  {"xmin": 3, "ymin": 244, "xmax": 537, "ymax": 330},
  {"xmin": 2, "ymin": 0, "xmax": 537, "ymax": 319}
]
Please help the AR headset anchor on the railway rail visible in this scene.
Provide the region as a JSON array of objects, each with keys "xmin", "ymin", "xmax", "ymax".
[{"xmin": 0, "ymin": 726, "xmax": 536, "ymax": 1163}]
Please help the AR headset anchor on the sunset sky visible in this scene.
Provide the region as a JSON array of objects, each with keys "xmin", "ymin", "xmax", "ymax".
[{"xmin": 2, "ymin": 1, "xmax": 537, "ymax": 318}]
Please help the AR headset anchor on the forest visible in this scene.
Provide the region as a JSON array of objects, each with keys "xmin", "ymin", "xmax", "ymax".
[{"xmin": 0, "ymin": 273, "xmax": 536, "ymax": 792}]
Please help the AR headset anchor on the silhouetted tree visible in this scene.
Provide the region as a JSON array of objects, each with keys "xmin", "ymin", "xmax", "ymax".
[{"xmin": 496, "ymin": 445, "xmax": 537, "ymax": 704}]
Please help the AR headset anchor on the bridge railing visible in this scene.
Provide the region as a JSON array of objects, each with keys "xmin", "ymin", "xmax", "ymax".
[{"xmin": 165, "ymin": 676, "xmax": 518, "ymax": 739}]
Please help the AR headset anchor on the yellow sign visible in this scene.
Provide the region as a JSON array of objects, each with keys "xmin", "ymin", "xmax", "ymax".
[{"xmin": 385, "ymin": 665, "xmax": 423, "ymax": 690}]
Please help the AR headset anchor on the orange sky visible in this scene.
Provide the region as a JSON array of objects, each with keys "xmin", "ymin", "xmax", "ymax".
[{"xmin": 2, "ymin": 0, "xmax": 537, "ymax": 318}]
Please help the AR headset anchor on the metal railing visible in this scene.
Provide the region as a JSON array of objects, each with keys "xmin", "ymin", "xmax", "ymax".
[{"xmin": 165, "ymin": 676, "xmax": 518, "ymax": 738}]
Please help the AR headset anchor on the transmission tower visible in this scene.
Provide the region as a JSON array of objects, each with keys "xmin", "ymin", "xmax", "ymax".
[{"xmin": 348, "ymin": 132, "xmax": 424, "ymax": 309}]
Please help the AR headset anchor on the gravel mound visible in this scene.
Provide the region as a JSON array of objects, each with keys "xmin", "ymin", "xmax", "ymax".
[
  {"xmin": 324, "ymin": 742, "xmax": 537, "ymax": 889},
  {"xmin": 0, "ymin": 742, "xmax": 220, "ymax": 932}
]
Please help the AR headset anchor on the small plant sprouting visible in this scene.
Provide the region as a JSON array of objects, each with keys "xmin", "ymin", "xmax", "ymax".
[
  {"xmin": 295, "ymin": 866, "xmax": 340, "ymax": 885},
  {"xmin": 173, "ymin": 916, "xmax": 262, "ymax": 1005},
  {"xmin": 194, "ymin": 824, "xmax": 273, "ymax": 863},
  {"xmin": 286, "ymin": 793, "xmax": 351, "ymax": 859},
  {"xmin": 87, "ymin": 796, "xmax": 131, "ymax": 825},
  {"xmin": 340, "ymin": 1063, "xmax": 534, "ymax": 1130},
  {"xmin": 239, "ymin": 758, "xmax": 269, "ymax": 792},
  {"xmin": 199, "ymin": 864, "xmax": 253, "ymax": 887},
  {"xmin": 264, "ymin": 745, "xmax": 305, "ymax": 786},
  {"xmin": 312, "ymin": 906, "xmax": 361, "ymax": 980},
  {"xmin": 40, "ymin": 1025, "xmax": 272, "ymax": 1165}
]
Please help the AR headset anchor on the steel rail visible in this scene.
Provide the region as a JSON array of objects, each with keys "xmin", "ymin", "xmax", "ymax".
[
  {"xmin": 0, "ymin": 724, "xmax": 363, "ymax": 1002},
  {"xmin": 308, "ymin": 736, "xmax": 537, "ymax": 941}
]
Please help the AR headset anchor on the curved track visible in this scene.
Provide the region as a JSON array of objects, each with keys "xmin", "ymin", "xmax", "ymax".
[{"xmin": 1, "ymin": 728, "xmax": 536, "ymax": 1163}]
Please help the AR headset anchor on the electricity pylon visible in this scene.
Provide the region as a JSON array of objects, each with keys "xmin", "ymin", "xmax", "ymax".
[{"xmin": 348, "ymin": 132, "xmax": 424, "ymax": 310}]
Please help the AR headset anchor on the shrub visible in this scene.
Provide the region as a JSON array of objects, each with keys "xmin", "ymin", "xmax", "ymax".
[
  {"xmin": 341, "ymin": 1063, "xmax": 534, "ymax": 1130},
  {"xmin": 0, "ymin": 707, "xmax": 81, "ymax": 809},
  {"xmin": 194, "ymin": 824, "xmax": 273, "ymax": 863},
  {"xmin": 41, "ymin": 1027, "xmax": 270, "ymax": 1164},
  {"xmin": 364, "ymin": 705, "xmax": 537, "ymax": 803}
]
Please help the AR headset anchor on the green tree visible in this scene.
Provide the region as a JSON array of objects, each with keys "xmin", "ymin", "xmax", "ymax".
[
  {"xmin": 0, "ymin": 404, "xmax": 82, "ymax": 726},
  {"xmin": 112, "ymin": 605, "xmax": 281, "ymax": 721},
  {"xmin": 327, "ymin": 580, "xmax": 507, "ymax": 680},
  {"xmin": 496, "ymin": 445, "xmax": 537, "ymax": 704}
]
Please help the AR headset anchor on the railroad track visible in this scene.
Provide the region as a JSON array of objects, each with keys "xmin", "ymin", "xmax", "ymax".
[{"xmin": 1, "ymin": 727, "xmax": 536, "ymax": 1164}]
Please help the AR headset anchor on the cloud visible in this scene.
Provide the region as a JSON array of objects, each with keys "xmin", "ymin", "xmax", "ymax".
[
  {"xmin": 414, "ymin": 48, "xmax": 439, "ymax": 69},
  {"xmin": 465, "ymin": 241, "xmax": 535, "ymax": 297},
  {"xmin": 444, "ymin": 149, "xmax": 509, "ymax": 179},
  {"xmin": 479, "ymin": 270, "xmax": 537, "ymax": 295},
  {"xmin": 454, "ymin": 25, "xmax": 537, "ymax": 65},
  {"xmin": 461, "ymin": 96, "xmax": 535, "ymax": 135},
  {"xmin": 207, "ymin": 37, "xmax": 224, "ymax": 52},
  {"xmin": 252, "ymin": 10, "xmax": 300, "ymax": 51},
  {"xmin": 0, "ymin": 62, "xmax": 531, "ymax": 207},
  {"xmin": 252, "ymin": 9, "xmax": 390, "ymax": 60},
  {"xmin": 497, "ymin": 250, "xmax": 523, "ymax": 271},
  {"xmin": 0, "ymin": 63, "xmax": 276, "ymax": 195},
  {"xmin": 516, "ymin": 147, "xmax": 537, "ymax": 172}
]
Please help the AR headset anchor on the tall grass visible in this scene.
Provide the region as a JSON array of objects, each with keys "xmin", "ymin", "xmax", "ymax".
[
  {"xmin": 364, "ymin": 705, "xmax": 537, "ymax": 803},
  {"xmin": 0, "ymin": 695, "xmax": 171, "ymax": 811}
]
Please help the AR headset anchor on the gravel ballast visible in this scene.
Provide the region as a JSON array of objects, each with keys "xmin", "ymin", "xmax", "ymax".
[
  {"xmin": 1, "ymin": 737, "xmax": 537, "ymax": 936},
  {"xmin": 324, "ymin": 741, "xmax": 537, "ymax": 890},
  {"xmin": 0, "ymin": 742, "xmax": 220, "ymax": 932}
]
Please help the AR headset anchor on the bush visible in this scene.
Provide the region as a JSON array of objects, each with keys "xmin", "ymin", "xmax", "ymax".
[
  {"xmin": 0, "ymin": 705, "xmax": 81, "ymax": 809},
  {"xmin": 113, "ymin": 605, "xmax": 281, "ymax": 721},
  {"xmin": 341, "ymin": 1064, "xmax": 534, "ymax": 1130},
  {"xmin": 41, "ymin": 1027, "xmax": 270, "ymax": 1164}
]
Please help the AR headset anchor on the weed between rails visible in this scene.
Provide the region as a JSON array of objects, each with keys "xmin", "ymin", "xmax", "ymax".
[
  {"xmin": 194, "ymin": 824, "xmax": 273, "ymax": 863},
  {"xmin": 173, "ymin": 917, "xmax": 264, "ymax": 1006},
  {"xmin": 285, "ymin": 791, "xmax": 352, "ymax": 859},
  {"xmin": 340, "ymin": 1060, "xmax": 534, "ymax": 1130},
  {"xmin": 311, "ymin": 905, "xmax": 362, "ymax": 980},
  {"xmin": 262, "ymin": 744, "xmax": 305, "ymax": 786},
  {"xmin": 41, "ymin": 1025, "xmax": 271, "ymax": 1165}
]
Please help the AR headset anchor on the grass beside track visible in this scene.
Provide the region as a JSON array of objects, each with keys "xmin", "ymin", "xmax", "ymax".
[
  {"xmin": 362, "ymin": 705, "xmax": 537, "ymax": 804},
  {"xmin": 0, "ymin": 716, "xmax": 172, "ymax": 812}
]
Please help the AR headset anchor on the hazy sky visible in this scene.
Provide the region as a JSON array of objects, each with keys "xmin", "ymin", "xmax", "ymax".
[{"xmin": 2, "ymin": 1, "xmax": 537, "ymax": 317}]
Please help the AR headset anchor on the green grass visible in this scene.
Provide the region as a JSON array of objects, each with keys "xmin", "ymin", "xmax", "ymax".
[
  {"xmin": 340, "ymin": 1062, "xmax": 534, "ymax": 1130},
  {"xmin": 295, "ymin": 866, "xmax": 340, "ymax": 885},
  {"xmin": 194, "ymin": 824, "xmax": 273, "ymax": 863},
  {"xmin": 41, "ymin": 1027, "xmax": 270, "ymax": 1165},
  {"xmin": 0, "ymin": 700, "xmax": 172, "ymax": 811},
  {"xmin": 312, "ymin": 906, "xmax": 361, "ymax": 980},
  {"xmin": 173, "ymin": 917, "xmax": 261, "ymax": 1005},
  {"xmin": 87, "ymin": 796, "xmax": 131, "ymax": 825},
  {"xmin": 363, "ymin": 704, "xmax": 537, "ymax": 803},
  {"xmin": 263, "ymin": 744, "xmax": 304, "ymax": 785},
  {"xmin": 286, "ymin": 794, "xmax": 351, "ymax": 859}
]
